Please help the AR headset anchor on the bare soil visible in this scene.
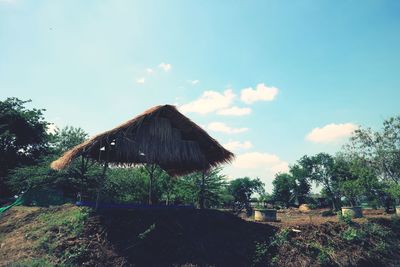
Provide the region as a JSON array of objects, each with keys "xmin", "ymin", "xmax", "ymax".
[{"xmin": 1, "ymin": 205, "xmax": 399, "ymax": 267}]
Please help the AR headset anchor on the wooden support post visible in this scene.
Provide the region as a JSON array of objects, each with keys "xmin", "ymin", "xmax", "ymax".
[
  {"xmin": 199, "ymin": 170, "xmax": 206, "ymax": 209},
  {"xmin": 95, "ymin": 161, "xmax": 108, "ymax": 210},
  {"xmin": 146, "ymin": 164, "xmax": 156, "ymax": 205}
]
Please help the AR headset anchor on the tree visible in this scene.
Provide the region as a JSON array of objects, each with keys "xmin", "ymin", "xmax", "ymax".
[
  {"xmin": 102, "ymin": 167, "xmax": 149, "ymax": 203},
  {"xmin": 0, "ymin": 98, "xmax": 50, "ymax": 196},
  {"xmin": 289, "ymin": 164, "xmax": 311, "ymax": 205},
  {"xmin": 6, "ymin": 125, "xmax": 103, "ymax": 201},
  {"xmin": 272, "ymin": 173, "xmax": 295, "ymax": 208},
  {"xmin": 299, "ymin": 153, "xmax": 342, "ymax": 210},
  {"xmin": 338, "ymin": 153, "xmax": 391, "ymax": 210},
  {"xmin": 228, "ymin": 177, "xmax": 264, "ymax": 214},
  {"xmin": 173, "ymin": 168, "xmax": 229, "ymax": 208},
  {"xmin": 347, "ymin": 116, "xmax": 400, "ymax": 201},
  {"xmin": 51, "ymin": 126, "xmax": 88, "ymax": 154}
]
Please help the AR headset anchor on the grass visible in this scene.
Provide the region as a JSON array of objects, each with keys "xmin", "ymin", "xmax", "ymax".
[
  {"xmin": 24, "ymin": 204, "xmax": 89, "ymax": 265},
  {"xmin": 10, "ymin": 258, "xmax": 58, "ymax": 267}
]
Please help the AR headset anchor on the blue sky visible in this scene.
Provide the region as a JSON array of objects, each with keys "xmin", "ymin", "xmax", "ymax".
[{"xmin": 1, "ymin": 0, "xmax": 399, "ymax": 191}]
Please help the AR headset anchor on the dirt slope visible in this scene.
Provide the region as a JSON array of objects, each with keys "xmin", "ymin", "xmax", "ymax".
[{"xmin": 1, "ymin": 205, "xmax": 400, "ymax": 267}]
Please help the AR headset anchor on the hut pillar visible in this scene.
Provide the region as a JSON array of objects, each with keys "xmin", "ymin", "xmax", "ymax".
[
  {"xmin": 95, "ymin": 161, "xmax": 108, "ymax": 210},
  {"xmin": 145, "ymin": 164, "xmax": 157, "ymax": 205},
  {"xmin": 199, "ymin": 170, "xmax": 207, "ymax": 209}
]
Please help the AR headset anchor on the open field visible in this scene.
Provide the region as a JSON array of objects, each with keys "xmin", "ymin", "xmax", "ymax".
[{"xmin": 267, "ymin": 208, "xmax": 392, "ymax": 227}]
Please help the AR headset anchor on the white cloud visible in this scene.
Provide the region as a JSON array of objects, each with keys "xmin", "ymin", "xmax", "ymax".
[
  {"xmin": 217, "ymin": 106, "xmax": 251, "ymax": 116},
  {"xmin": 224, "ymin": 152, "xmax": 289, "ymax": 191},
  {"xmin": 136, "ymin": 77, "xmax": 145, "ymax": 84},
  {"xmin": 223, "ymin": 140, "xmax": 253, "ymax": 151},
  {"xmin": 146, "ymin": 68, "xmax": 154, "ymax": 74},
  {"xmin": 179, "ymin": 89, "xmax": 235, "ymax": 115},
  {"xmin": 207, "ymin": 122, "xmax": 248, "ymax": 134},
  {"xmin": 306, "ymin": 123, "xmax": 358, "ymax": 143},
  {"xmin": 240, "ymin": 83, "xmax": 278, "ymax": 104},
  {"xmin": 158, "ymin": 62, "xmax": 172, "ymax": 72}
]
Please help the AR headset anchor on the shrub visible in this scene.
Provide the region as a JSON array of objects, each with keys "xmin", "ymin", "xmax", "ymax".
[
  {"xmin": 341, "ymin": 227, "xmax": 366, "ymax": 243},
  {"xmin": 337, "ymin": 211, "xmax": 352, "ymax": 225}
]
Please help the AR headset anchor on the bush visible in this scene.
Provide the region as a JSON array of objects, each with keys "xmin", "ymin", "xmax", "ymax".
[
  {"xmin": 341, "ymin": 227, "xmax": 366, "ymax": 243},
  {"xmin": 337, "ymin": 211, "xmax": 353, "ymax": 225}
]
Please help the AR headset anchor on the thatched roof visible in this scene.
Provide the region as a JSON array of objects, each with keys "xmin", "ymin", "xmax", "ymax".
[{"xmin": 51, "ymin": 105, "xmax": 234, "ymax": 176}]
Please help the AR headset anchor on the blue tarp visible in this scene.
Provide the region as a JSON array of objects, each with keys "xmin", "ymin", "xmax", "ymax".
[{"xmin": 76, "ymin": 201, "xmax": 195, "ymax": 210}]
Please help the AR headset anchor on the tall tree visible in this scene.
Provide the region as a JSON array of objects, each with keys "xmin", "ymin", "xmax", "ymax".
[
  {"xmin": 272, "ymin": 173, "xmax": 295, "ymax": 208},
  {"xmin": 228, "ymin": 177, "xmax": 264, "ymax": 214},
  {"xmin": 299, "ymin": 153, "xmax": 342, "ymax": 210},
  {"xmin": 0, "ymin": 98, "xmax": 50, "ymax": 196},
  {"xmin": 289, "ymin": 164, "xmax": 311, "ymax": 205},
  {"xmin": 172, "ymin": 168, "xmax": 229, "ymax": 208},
  {"xmin": 347, "ymin": 116, "xmax": 400, "ymax": 192}
]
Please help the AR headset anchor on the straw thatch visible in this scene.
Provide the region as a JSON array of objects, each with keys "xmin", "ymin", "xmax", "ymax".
[{"xmin": 51, "ymin": 105, "xmax": 234, "ymax": 176}]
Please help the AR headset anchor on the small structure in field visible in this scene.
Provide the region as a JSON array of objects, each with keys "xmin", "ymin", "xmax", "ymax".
[
  {"xmin": 51, "ymin": 105, "xmax": 234, "ymax": 207},
  {"xmin": 341, "ymin": 206, "xmax": 363, "ymax": 218},
  {"xmin": 254, "ymin": 208, "xmax": 277, "ymax": 222}
]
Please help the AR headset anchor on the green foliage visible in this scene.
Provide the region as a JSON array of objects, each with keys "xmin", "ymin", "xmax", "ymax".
[
  {"xmin": 347, "ymin": 115, "xmax": 400, "ymax": 204},
  {"xmin": 272, "ymin": 173, "xmax": 295, "ymax": 208},
  {"xmin": 341, "ymin": 227, "xmax": 365, "ymax": 242},
  {"xmin": 337, "ymin": 211, "xmax": 353, "ymax": 225},
  {"xmin": 138, "ymin": 223, "xmax": 156, "ymax": 240},
  {"xmin": 270, "ymin": 228, "xmax": 291, "ymax": 247},
  {"xmin": 174, "ymin": 167, "xmax": 230, "ymax": 208},
  {"xmin": 299, "ymin": 153, "xmax": 342, "ymax": 210},
  {"xmin": 289, "ymin": 164, "xmax": 311, "ymax": 205},
  {"xmin": 0, "ymin": 98, "xmax": 50, "ymax": 196},
  {"xmin": 228, "ymin": 177, "xmax": 264, "ymax": 213},
  {"xmin": 51, "ymin": 126, "xmax": 88, "ymax": 154},
  {"xmin": 25, "ymin": 206, "xmax": 89, "ymax": 264},
  {"xmin": 385, "ymin": 181, "xmax": 400, "ymax": 200},
  {"xmin": 10, "ymin": 258, "xmax": 57, "ymax": 267},
  {"xmin": 252, "ymin": 228, "xmax": 291, "ymax": 266},
  {"xmin": 307, "ymin": 241, "xmax": 334, "ymax": 266},
  {"xmin": 102, "ymin": 167, "xmax": 149, "ymax": 203},
  {"xmin": 252, "ymin": 241, "xmax": 269, "ymax": 266}
]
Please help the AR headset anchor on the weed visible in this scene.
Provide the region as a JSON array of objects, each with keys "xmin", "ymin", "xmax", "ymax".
[
  {"xmin": 270, "ymin": 228, "xmax": 290, "ymax": 247},
  {"xmin": 337, "ymin": 211, "xmax": 352, "ymax": 225},
  {"xmin": 138, "ymin": 223, "xmax": 156, "ymax": 240},
  {"xmin": 362, "ymin": 222, "xmax": 389, "ymax": 239},
  {"xmin": 10, "ymin": 258, "xmax": 57, "ymax": 267},
  {"xmin": 23, "ymin": 205, "xmax": 89, "ymax": 265},
  {"xmin": 252, "ymin": 241, "xmax": 269, "ymax": 266},
  {"xmin": 308, "ymin": 241, "xmax": 334, "ymax": 266},
  {"xmin": 252, "ymin": 228, "xmax": 291, "ymax": 266},
  {"xmin": 341, "ymin": 227, "xmax": 366, "ymax": 243}
]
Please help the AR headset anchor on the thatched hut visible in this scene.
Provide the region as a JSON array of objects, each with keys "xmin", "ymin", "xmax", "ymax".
[{"xmin": 51, "ymin": 104, "xmax": 234, "ymax": 206}]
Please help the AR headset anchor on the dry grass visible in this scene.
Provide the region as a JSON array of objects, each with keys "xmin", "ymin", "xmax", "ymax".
[
  {"xmin": 0, "ymin": 206, "xmax": 43, "ymax": 266},
  {"xmin": 264, "ymin": 208, "xmax": 392, "ymax": 228}
]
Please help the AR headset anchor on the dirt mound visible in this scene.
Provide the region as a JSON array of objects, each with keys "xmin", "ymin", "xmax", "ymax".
[
  {"xmin": 2, "ymin": 205, "xmax": 400, "ymax": 267},
  {"xmin": 82, "ymin": 209, "xmax": 277, "ymax": 266},
  {"xmin": 0, "ymin": 206, "xmax": 277, "ymax": 267},
  {"xmin": 271, "ymin": 220, "xmax": 400, "ymax": 267}
]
